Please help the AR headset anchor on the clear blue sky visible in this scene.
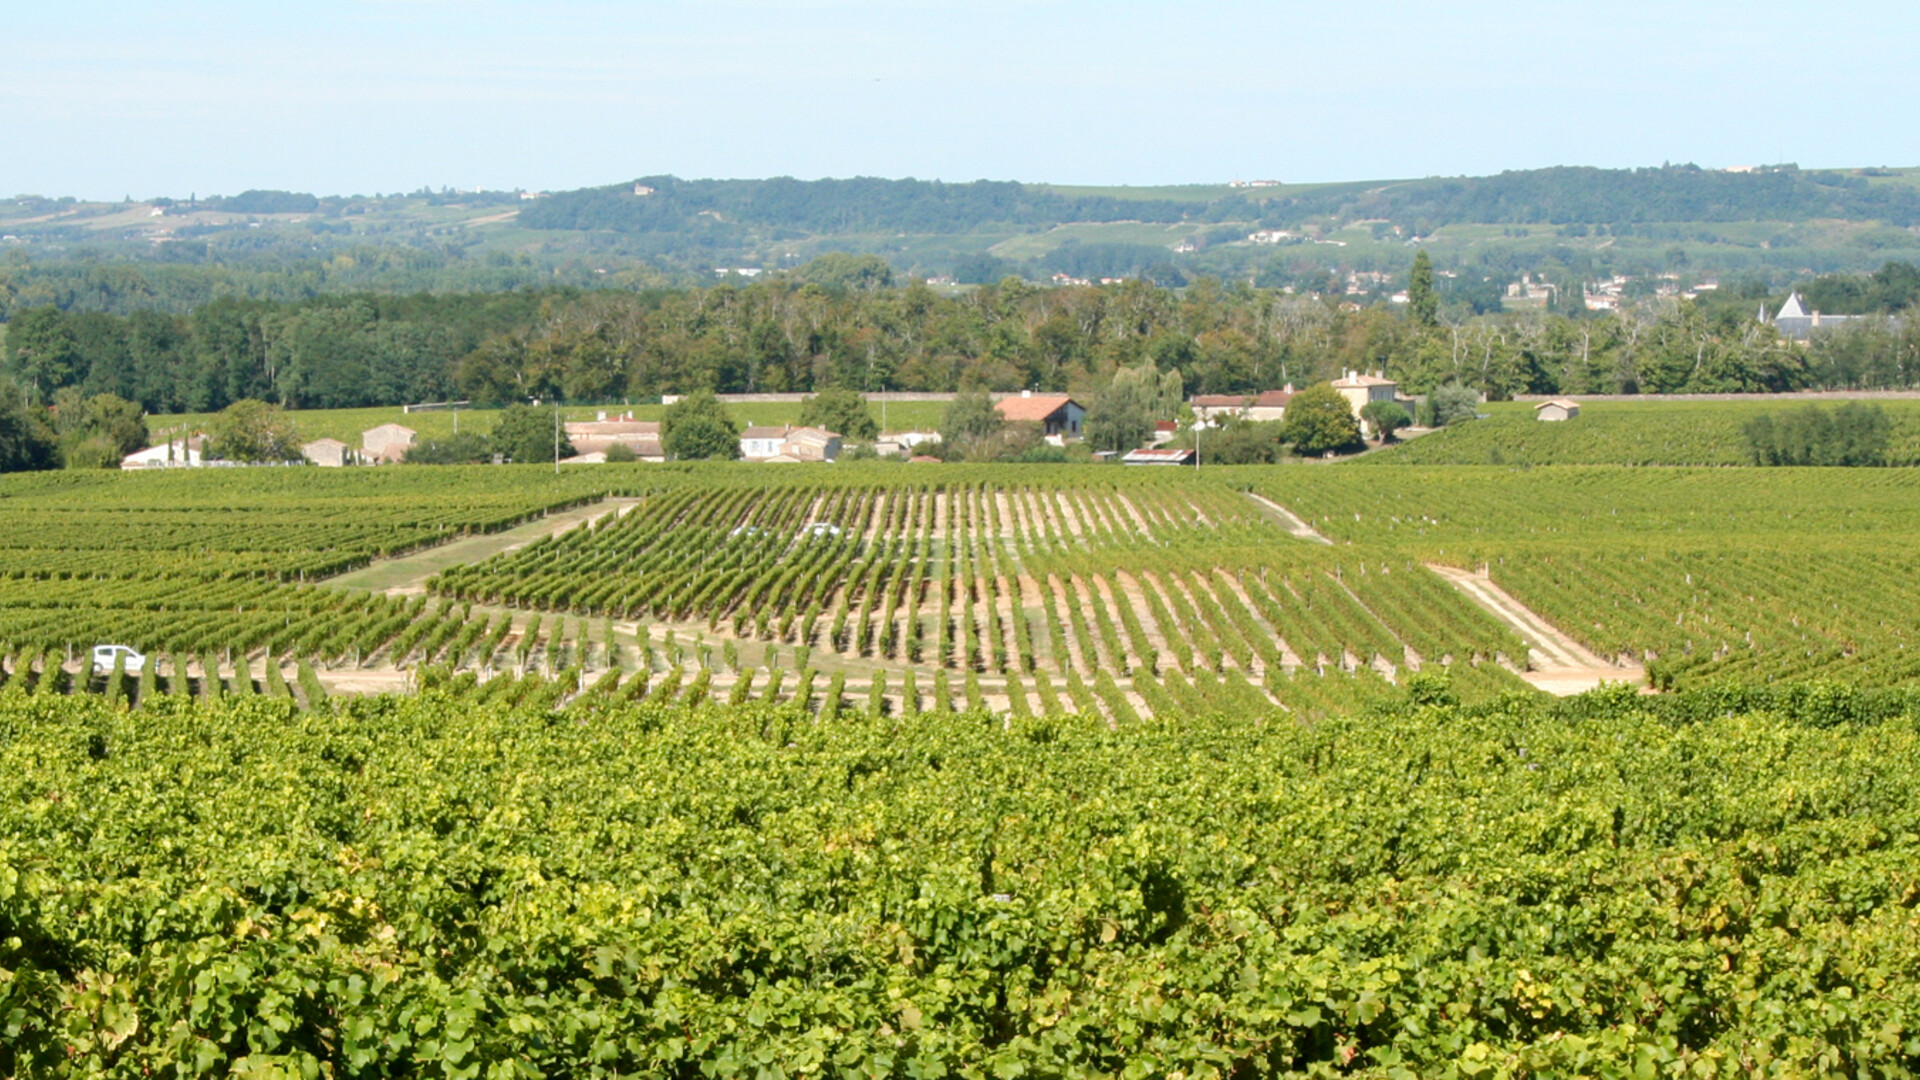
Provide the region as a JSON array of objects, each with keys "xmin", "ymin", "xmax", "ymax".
[{"xmin": 5, "ymin": 0, "xmax": 1916, "ymax": 200}]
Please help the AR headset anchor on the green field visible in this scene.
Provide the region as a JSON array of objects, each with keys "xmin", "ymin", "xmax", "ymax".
[{"xmin": 988, "ymin": 221, "xmax": 1204, "ymax": 260}]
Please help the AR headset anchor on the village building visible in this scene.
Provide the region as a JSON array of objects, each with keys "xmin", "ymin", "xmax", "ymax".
[
  {"xmin": 563, "ymin": 415, "xmax": 664, "ymax": 461},
  {"xmin": 739, "ymin": 425, "xmax": 843, "ymax": 462},
  {"xmin": 1534, "ymin": 399, "xmax": 1581, "ymax": 422},
  {"xmin": 302, "ymin": 438, "xmax": 352, "ymax": 467},
  {"xmin": 1190, "ymin": 386, "xmax": 1294, "ymax": 425},
  {"xmin": 781, "ymin": 426, "xmax": 842, "ymax": 462},
  {"xmin": 740, "ymin": 426, "xmax": 790, "ymax": 460},
  {"xmin": 994, "ymin": 392, "xmax": 1085, "ymax": 443},
  {"xmin": 874, "ymin": 430, "xmax": 940, "ymax": 457},
  {"xmin": 1763, "ymin": 292, "xmax": 1874, "ymax": 341},
  {"xmin": 361, "ymin": 423, "xmax": 416, "ymax": 464},
  {"xmin": 1331, "ymin": 371, "xmax": 1399, "ymax": 416},
  {"xmin": 121, "ymin": 434, "xmax": 208, "ymax": 470}
]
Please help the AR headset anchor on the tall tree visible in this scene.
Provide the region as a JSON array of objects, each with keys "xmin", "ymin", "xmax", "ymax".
[
  {"xmin": 1086, "ymin": 364, "xmax": 1181, "ymax": 453},
  {"xmin": 491, "ymin": 403, "xmax": 575, "ymax": 464},
  {"xmin": 6, "ymin": 307, "xmax": 81, "ymax": 403},
  {"xmin": 939, "ymin": 390, "xmax": 1002, "ymax": 453},
  {"xmin": 798, "ymin": 386, "xmax": 879, "ymax": 440},
  {"xmin": 661, "ymin": 390, "xmax": 741, "ymax": 460},
  {"xmin": 208, "ymin": 399, "xmax": 301, "ymax": 462},
  {"xmin": 1407, "ymin": 250, "xmax": 1439, "ymax": 328},
  {"xmin": 0, "ymin": 384, "xmax": 59, "ymax": 473},
  {"xmin": 51, "ymin": 389, "xmax": 148, "ymax": 468},
  {"xmin": 1278, "ymin": 382, "xmax": 1364, "ymax": 456}
]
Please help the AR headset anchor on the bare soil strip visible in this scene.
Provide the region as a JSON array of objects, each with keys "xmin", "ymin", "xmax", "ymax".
[
  {"xmin": 1426, "ymin": 564, "xmax": 1646, "ymax": 696},
  {"xmin": 992, "ymin": 491, "xmax": 1016, "ymax": 540},
  {"xmin": 1244, "ymin": 493, "xmax": 1332, "ymax": 544},
  {"xmin": 1051, "ymin": 492, "xmax": 1086, "ymax": 540},
  {"xmin": 326, "ymin": 498, "xmax": 643, "ymax": 595}
]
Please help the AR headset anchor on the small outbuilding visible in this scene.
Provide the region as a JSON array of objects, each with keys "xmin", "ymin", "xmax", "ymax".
[
  {"xmin": 1122, "ymin": 447, "xmax": 1197, "ymax": 466},
  {"xmin": 1534, "ymin": 398, "xmax": 1581, "ymax": 422},
  {"xmin": 302, "ymin": 438, "xmax": 352, "ymax": 467},
  {"xmin": 782, "ymin": 426, "xmax": 843, "ymax": 462},
  {"xmin": 361, "ymin": 423, "xmax": 417, "ymax": 463}
]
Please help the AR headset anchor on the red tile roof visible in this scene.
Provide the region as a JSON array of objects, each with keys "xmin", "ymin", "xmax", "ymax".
[{"xmin": 994, "ymin": 394, "xmax": 1079, "ymax": 422}]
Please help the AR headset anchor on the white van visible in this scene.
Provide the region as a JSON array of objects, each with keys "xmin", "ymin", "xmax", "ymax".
[{"xmin": 91, "ymin": 644, "xmax": 146, "ymax": 675}]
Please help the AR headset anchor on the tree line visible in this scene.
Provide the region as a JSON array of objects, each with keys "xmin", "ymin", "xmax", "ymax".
[{"xmin": 5, "ymin": 265, "xmax": 1918, "ymax": 423}]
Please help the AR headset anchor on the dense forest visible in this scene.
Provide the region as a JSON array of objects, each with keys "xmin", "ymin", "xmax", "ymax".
[{"xmin": 5, "ymin": 259, "xmax": 1915, "ymax": 417}]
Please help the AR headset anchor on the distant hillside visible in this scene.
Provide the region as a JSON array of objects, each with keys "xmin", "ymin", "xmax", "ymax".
[
  {"xmin": 519, "ymin": 176, "xmax": 1196, "ymax": 234},
  {"xmin": 1271, "ymin": 166, "xmax": 1920, "ymax": 228},
  {"xmin": 4, "ymin": 165, "xmax": 1920, "ymax": 315},
  {"xmin": 520, "ymin": 166, "xmax": 1920, "ymax": 235}
]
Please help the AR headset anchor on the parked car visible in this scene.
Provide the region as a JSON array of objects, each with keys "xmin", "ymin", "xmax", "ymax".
[{"xmin": 91, "ymin": 644, "xmax": 146, "ymax": 674}]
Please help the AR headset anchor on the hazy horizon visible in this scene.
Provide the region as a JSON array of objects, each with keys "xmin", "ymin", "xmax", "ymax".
[{"xmin": 6, "ymin": 0, "xmax": 1918, "ymax": 201}]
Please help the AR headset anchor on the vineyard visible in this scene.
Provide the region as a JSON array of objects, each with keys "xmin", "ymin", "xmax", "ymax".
[
  {"xmin": 4, "ymin": 686, "xmax": 1919, "ymax": 1075},
  {"xmin": 427, "ymin": 470, "xmax": 1534, "ymax": 719},
  {"xmin": 6, "ymin": 462, "xmax": 1920, "ymax": 1073},
  {"xmin": 3, "ymin": 461, "xmax": 1919, "ymax": 712},
  {"xmin": 1253, "ymin": 466, "xmax": 1920, "ymax": 689},
  {"xmin": 0, "ymin": 467, "xmax": 624, "ymax": 696},
  {"xmin": 1362, "ymin": 399, "xmax": 1920, "ymax": 467}
]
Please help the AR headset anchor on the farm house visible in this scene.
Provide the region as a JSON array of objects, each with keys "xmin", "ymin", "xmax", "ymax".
[
  {"xmin": 1534, "ymin": 399, "xmax": 1581, "ymax": 421},
  {"xmin": 740, "ymin": 425, "xmax": 843, "ymax": 462},
  {"xmin": 1190, "ymin": 387, "xmax": 1294, "ymax": 425},
  {"xmin": 995, "ymin": 392, "xmax": 1085, "ymax": 442},
  {"xmin": 1331, "ymin": 371, "xmax": 1398, "ymax": 416},
  {"xmin": 565, "ymin": 417, "xmax": 664, "ymax": 460}
]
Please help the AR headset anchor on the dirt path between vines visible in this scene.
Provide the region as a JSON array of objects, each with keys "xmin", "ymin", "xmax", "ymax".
[
  {"xmin": 1426, "ymin": 564, "xmax": 1644, "ymax": 696},
  {"xmin": 1244, "ymin": 493, "xmax": 1332, "ymax": 544},
  {"xmin": 326, "ymin": 497, "xmax": 644, "ymax": 595}
]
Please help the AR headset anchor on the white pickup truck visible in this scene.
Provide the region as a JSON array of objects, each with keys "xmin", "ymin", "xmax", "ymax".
[{"xmin": 91, "ymin": 644, "xmax": 147, "ymax": 675}]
